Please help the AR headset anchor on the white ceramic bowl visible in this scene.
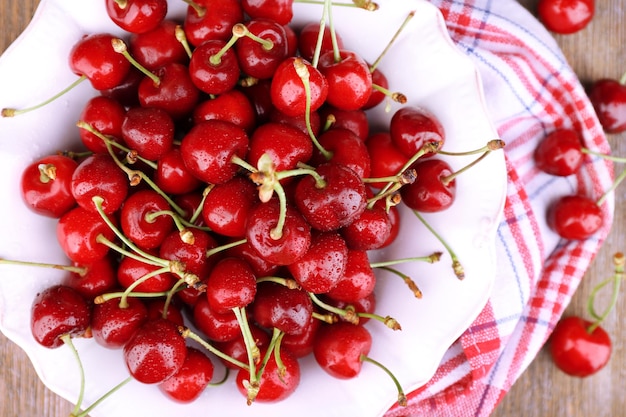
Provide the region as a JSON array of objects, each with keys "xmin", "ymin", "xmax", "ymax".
[{"xmin": 0, "ymin": 1, "xmax": 507, "ymax": 416}]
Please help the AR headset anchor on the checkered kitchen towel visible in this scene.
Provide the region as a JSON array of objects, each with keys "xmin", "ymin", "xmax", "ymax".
[{"xmin": 385, "ymin": 1, "xmax": 614, "ymax": 416}]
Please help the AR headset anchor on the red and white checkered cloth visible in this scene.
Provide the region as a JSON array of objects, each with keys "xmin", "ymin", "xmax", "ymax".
[{"xmin": 385, "ymin": 1, "xmax": 614, "ymax": 416}]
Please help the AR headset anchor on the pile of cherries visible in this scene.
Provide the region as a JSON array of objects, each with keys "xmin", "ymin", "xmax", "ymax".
[{"xmin": 1, "ymin": 0, "xmax": 501, "ymax": 412}]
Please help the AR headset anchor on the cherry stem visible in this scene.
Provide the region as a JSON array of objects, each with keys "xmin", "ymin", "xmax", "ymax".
[
  {"xmin": 369, "ymin": 10, "xmax": 414, "ymax": 72},
  {"xmin": 0, "ymin": 258, "xmax": 86, "ymax": 275},
  {"xmin": 112, "ymin": 38, "xmax": 160, "ymax": 86},
  {"xmin": 597, "ymin": 166, "xmax": 626, "ymax": 207},
  {"xmin": 146, "ymin": 209, "xmax": 208, "ymax": 235},
  {"xmin": 370, "ymin": 252, "xmax": 442, "ymax": 268},
  {"xmin": 293, "ymin": 58, "xmax": 333, "ymax": 160},
  {"xmin": 311, "ymin": 1, "xmax": 330, "ymax": 68},
  {"xmin": 437, "ymin": 139, "xmax": 505, "ymax": 157},
  {"xmin": 256, "ymin": 276, "xmax": 300, "ymax": 289},
  {"xmin": 60, "ymin": 334, "xmax": 86, "ymax": 417},
  {"xmin": 1, "ymin": 75, "xmax": 87, "ymax": 117},
  {"xmin": 180, "ymin": 0, "xmax": 205, "ymax": 17},
  {"xmin": 232, "ymin": 306, "xmax": 261, "ymax": 404},
  {"xmin": 371, "ymin": 83, "xmax": 408, "ymax": 107},
  {"xmin": 308, "ymin": 292, "xmax": 360, "ymax": 324},
  {"xmin": 180, "ymin": 326, "xmax": 249, "ymax": 370},
  {"xmin": 162, "ymin": 277, "xmax": 188, "ymax": 319},
  {"xmin": 210, "ymin": 24, "xmax": 246, "ymax": 65},
  {"xmin": 587, "ymin": 252, "xmax": 624, "ymax": 333},
  {"xmin": 94, "ymin": 290, "xmax": 173, "ymax": 304},
  {"xmin": 362, "ymin": 169, "xmax": 416, "ymax": 186},
  {"xmin": 359, "ymin": 354, "xmax": 407, "ymax": 407},
  {"xmin": 113, "ymin": 0, "xmax": 128, "ymax": 8},
  {"xmin": 441, "ymin": 150, "xmax": 493, "ymax": 186},
  {"xmin": 413, "ymin": 210, "xmax": 465, "ymax": 279},
  {"xmin": 376, "ymin": 266, "xmax": 423, "ymax": 299},
  {"xmin": 237, "ymin": 23, "xmax": 274, "ymax": 51},
  {"xmin": 72, "ymin": 376, "xmax": 132, "ymax": 417},
  {"xmin": 119, "ymin": 265, "xmax": 171, "ymax": 309},
  {"xmin": 620, "ymin": 70, "xmax": 626, "ymax": 86},
  {"xmin": 206, "ymin": 238, "xmax": 247, "ymax": 258},
  {"xmin": 175, "ymin": 25, "xmax": 193, "ymax": 59},
  {"xmin": 207, "ymin": 368, "xmax": 230, "ymax": 387},
  {"xmin": 324, "ymin": 0, "xmax": 342, "ymax": 63}
]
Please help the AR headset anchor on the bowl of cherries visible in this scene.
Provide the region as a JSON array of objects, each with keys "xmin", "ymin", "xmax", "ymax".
[{"xmin": 0, "ymin": 0, "xmax": 507, "ymax": 416}]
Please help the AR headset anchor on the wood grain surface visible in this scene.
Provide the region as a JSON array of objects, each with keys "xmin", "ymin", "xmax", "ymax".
[{"xmin": 1, "ymin": 1, "xmax": 624, "ymax": 416}]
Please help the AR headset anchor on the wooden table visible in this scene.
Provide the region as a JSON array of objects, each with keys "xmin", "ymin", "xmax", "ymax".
[{"xmin": 1, "ymin": 1, "xmax": 624, "ymax": 416}]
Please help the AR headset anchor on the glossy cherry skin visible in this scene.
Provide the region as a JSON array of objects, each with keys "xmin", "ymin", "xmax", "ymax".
[
  {"xmin": 236, "ymin": 346, "xmax": 301, "ymax": 402},
  {"xmin": 241, "ymin": 0, "xmax": 294, "ymax": 25},
  {"xmin": 146, "ymin": 299, "xmax": 186, "ymax": 327},
  {"xmin": 294, "ymin": 163, "xmax": 367, "ymax": 231},
  {"xmin": 549, "ymin": 316, "xmax": 611, "ymax": 377},
  {"xmin": 120, "ymin": 189, "xmax": 174, "ymax": 250},
  {"xmin": 122, "ymin": 106, "xmax": 175, "ymax": 161},
  {"xmin": 547, "ymin": 194, "xmax": 603, "ymax": 240},
  {"xmin": 534, "ymin": 128, "xmax": 584, "ymax": 176},
  {"xmin": 155, "ymin": 147, "xmax": 203, "ymax": 195},
  {"xmin": 319, "ymin": 105, "xmax": 370, "ymax": 141},
  {"xmin": 247, "ymin": 121, "xmax": 313, "ymax": 174},
  {"xmin": 588, "ymin": 78, "xmax": 626, "ymax": 134},
  {"xmin": 224, "ymin": 237, "xmax": 281, "ymax": 277},
  {"xmin": 193, "ymin": 296, "xmax": 241, "ymax": 342},
  {"xmin": 537, "ymin": 0, "xmax": 594, "ymax": 35},
  {"xmin": 362, "ymin": 67, "xmax": 388, "ymax": 110},
  {"xmin": 180, "ymin": 120, "xmax": 249, "ymax": 185},
  {"xmin": 317, "ymin": 49, "xmax": 372, "ymax": 111},
  {"xmin": 365, "ymin": 131, "xmax": 409, "ymax": 189},
  {"xmin": 20, "ymin": 154, "xmax": 78, "ymax": 218},
  {"xmin": 313, "ymin": 322, "xmax": 372, "ymax": 379},
  {"xmin": 205, "ymin": 257, "xmax": 257, "ymax": 314},
  {"xmin": 57, "ymin": 206, "xmax": 117, "ymax": 264},
  {"xmin": 31, "ymin": 285, "xmax": 91, "ymax": 349},
  {"xmin": 91, "ymin": 296, "xmax": 148, "ymax": 349},
  {"xmin": 327, "ymin": 250, "xmax": 376, "ymax": 303},
  {"xmin": 138, "ymin": 62, "xmax": 201, "ymax": 120},
  {"xmin": 192, "ymin": 89, "xmax": 257, "ymax": 134},
  {"xmin": 390, "ymin": 106, "xmax": 444, "ymax": 158},
  {"xmin": 341, "ymin": 204, "xmax": 391, "ymax": 251},
  {"xmin": 245, "ymin": 198, "xmax": 311, "ymax": 265},
  {"xmin": 158, "ymin": 228, "xmax": 219, "ymax": 278},
  {"xmin": 201, "ymin": 176, "xmax": 258, "ymax": 238},
  {"xmin": 183, "ymin": 0, "xmax": 243, "ymax": 46},
  {"xmin": 105, "ymin": 0, "xmax": 168, "ymax": 34},
  {"xmin": 78, "ymin": 95, "xmax": 127, "ymax": 154},
  {"xmin": 281, "ymin": 314, "xmax": 320, "ymax": 358},
  {"xmin": 297, "ymin": 22, "xmax": 343, "ymax": 62},
  {"xmin": 159, "ymin": 347, "xmax": 214, "ymax": 403},
  {"xmin": 214, "ymin": 322, "xmax": 270, "ymax": 369},
  {"xmin": 71, "ymin": 153, "xmax": 129, "ymax": 214},
  {"xmin": 235, "ymin": 19, "xmax": 289, "ymax": 80},
  {"xmin": 312, "ymin": 128, "xmax": 371, "ymax": 178},
  {"xmin": 124, "ymin": 318, "xmax": 187, "ymax": 384},
  {"xmin": 400, "ymin": 158, "xmax": 456, "ymax": 213},
  {"xmin": 270, "ymin": 57, "xmax": 328, "ymax": 117},
  {"xmin": 117, "ymin": 254, "xmax": 177, "ymax": 293},
  {"xmin": 69, "ymin": 33, "xmax": 131, "ymax": 90},
  {"xmin": 129, "ymin": 19, "xmax": 189, "ymax": 71},
  {"xmin": 287, "ymin": 231, "xmax": 348, "ymax": 294},
  {"xmin": 65, "ymin": 255, "xmax": 118, "ymax": 300},
  {"xmin": 189, "ymin": 39, "xmax": 241, "ymax": 95},
  {"xmin": 251, "ymin": 281, "xmax": 313, "ymax": 335}
]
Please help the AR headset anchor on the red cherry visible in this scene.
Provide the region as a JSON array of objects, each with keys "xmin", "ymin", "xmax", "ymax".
[
  {"xmin": 270, "ymin": 57, "xmax": 328, "ymax": 117},
  {"xmin": 201, "ymin": 176, "xmax": 259, "ymax": 238},
  {"xmin": 30, "ymin": 285, "xmax": 91, "ymax": 349},
  {"xmin": 235, "ymin": 19, "xmax": 289, "ymax": 80},
  {"xmin": 65, "ymin": 255, "xmax": 118, "ymax": 299},
  {"xmin": 192, "ymin": 89, "xmax": 257, "ymax": 134},
  {"xmin": 189, "ymin": 39, "xmax": 241, "ymax": 95},
  {"xmin": 146, "ymin": 299, "xmax": 186, "ymax": 327},
  {"xmin": 390, "ymin": 106, "xmax": 444, "ymax": 158},
  {"xmin": 365, "ymin": 131, "xmax": 409, "ymax": 189},
  {"xmin": 534, "ymin": 128, "xmax": 584, "ymax": 176},
  {"xmin": 312, "ymin": 128, "xmax": 371, "ymax": 178},
  {"xmin": 313, "ymin": 322, "xmax": 372, "ymax": 379},
  {"xmin": 78, "ymin": 95, "xmax": 126, "ymax": 154},
  {"xmin": 117, "ymin": 255, "xmax": 177, "ymax": 293},
  {"xmin": 251, "ymin": 281, "xmax": 313, "ymax": 335},
  {"xmin": 235, "ymin": 345, "xmax": 300, "ymax": 402},
  {"xmin": 123, "ymin": 318, "xmax": 187, "ymax": 384},
  {"xmin": 317, "ymin": 49, "xmax": 372, "ymax": 111},
  {"xmin": 129, "ymin": 19, "xmax": 189, "ymax": 71},
  {"xmin": 224, "ymin": 237, "xmax": 281, "ymax": 277},
  {"xmin": 192, "ymin": 296, "xmax": 241, "ymax": 342},
  {"xmin": 297, "ymin": 22, "xmax": 343, "ymax": 62},
  {"xmin": 159, "ymin": 347, "xmax": 215, "ymax": 403},
  {"xmin": 326, "ymin": 291, "xmax": 377, "ymax": 325},
  {"xmin": 341, "ymin": 204, "xmax": 391, "ymax": 251},
  {"xmin": 137, "ymin": 62, "xmax": 201, "ymax": 120},
  {"xmin": 588, "ymin": 78, "xmax": 626, "ymax": 134},
  {"xmin": 183, "ymin": 0, "xmax": 244, "ymax": 46},
  {"xmin": 537, "ymin": 0, "xmax": 594, "ymax": 35},
  {"xmin": 71, "ymin": 153, "xmax": 129, "ymax": 214},
  {"xmin": 105, "ymin": 0, "xmax": 168, "ymax": 34},
  {"xmin": 69, "ymin": 33, "xmax": 131, "ymax": 90},
  {"xmin": 20, "ymin": 154, "xmax": 78, "ymax": 218},
  {"xmin": 180, "ymin": 120, "xmax": 249, "ymax": 185},
  {"xmin": 287, "ymin": 231, "xmax": 348, "ymax": 294},
  {"xmin": 155, "ymin": 147, "xmax": 203, "ymax": 195},
  {"xmin": 245, "ymin": 198, "xmax": 311, "ymax": 265},
  {"xmin": 326, "ymin": 250, "xmax": 376, "ymax": 303},
  {"xmin": 549, "ymin": 316, "xmax": 611, "ymax": 377},
  {"xmin": 400, "ymin": 158, "xmax": 456, "ymax": 213},
  {"xmin": 241, "ymin": 78, "xmax": 274, "ymax": 124},
  {"xmin": 91, "ymin": 296, "xmax": 148, "ymax": 349},
  {"xmin": 205, "ymin": 257, "xmax": 257, "ymax": 314},
  {"xmin": 247, "ymin": 121, "xmax": 313, "ymax": 175},
  {"xmin": 362, "ymin": 67, "xmax": 388, "ymax": 110},
  {"xmin": 547, "ymin": 194, "xmax": 603, "ymax": 240},
  {"xmin": 100, "ymin": 67, "xmax": 143, "ymax": 108},
  {"xmin": 281, "ymin": 314, "xmax": 320, "ymax": 358},
  {"xmin": 241, "ymin": 0, "xmax": 294, "ymax": 25},
  {"xmin": 294, "ymin": 163, "xmax": 367, "ymax": 231},
  {"xmin": 158, "ymin": 228, "xmax": 219, "ymax": 278},
  {"xmin": 57, "ymin": 206, "xmax": 117, "ymax": 264},
  {"xmin": 121, "ymin": 106, "xmax": 175, "ymax": 161},
  {"xmin": 120, "ymin": 189, "xmax": 174, "ymax": 250},
  {"xmin": 269, "ymin": 107, "xmax": 322, "ymax": 137},
  {"xmin": 214, "ymin": 322, "xmax": 270, "ymax": 369},
  {"xmin": 319, "ymin": 105, "xmax": 370, "ymax": 141}
]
